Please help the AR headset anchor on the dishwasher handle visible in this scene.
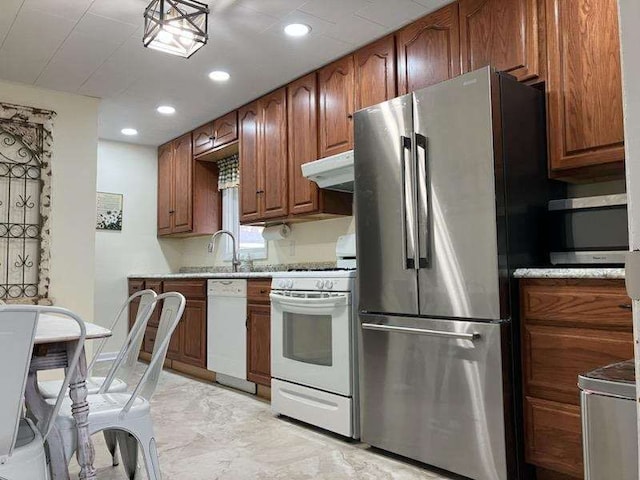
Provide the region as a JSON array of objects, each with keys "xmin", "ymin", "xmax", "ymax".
[{"xmin": 361, "ymin": 322, "xmax": 480, "ymax": 341}]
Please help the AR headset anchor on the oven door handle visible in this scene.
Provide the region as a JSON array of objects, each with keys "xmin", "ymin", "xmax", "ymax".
[{"xmin": 270, "ymin": 292, "xmax": 350, "ymax": 308}]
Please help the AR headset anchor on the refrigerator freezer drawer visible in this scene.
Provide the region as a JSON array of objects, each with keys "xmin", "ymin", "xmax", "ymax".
[
  {"xmin": 359, "ymin": 313, "xmax": 509, "ymax": 480},
  {"xmin": 271, "ymin": 378, "xmax": 354, "ymax": 438}
]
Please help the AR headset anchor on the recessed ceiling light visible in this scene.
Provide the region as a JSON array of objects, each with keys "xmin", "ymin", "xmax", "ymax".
[
  {"xmin": 121, "ymin": 128, "xmax": 138, "ymax": 136},
  {"xmin": 284, "ymin": 23, "xmax": 311, "ymax": 37},
  {"xmin": 157, "ymin": 105, "xmax": 176, "ymax": 115},
  {"xmin": 208, "ymin": 70, "xmax": 230, "ymax": 82}
]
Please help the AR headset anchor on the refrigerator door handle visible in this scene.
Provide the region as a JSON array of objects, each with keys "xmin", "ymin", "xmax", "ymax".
[
  {"xmin": 415, "ymin": 133, "xmax": 430, "ymax": 268},
  {"xmin": 401, "ymin": 135, "xmax": 418, "ymax": 270},
  {"xmin": 362, "ymin": 322, "xmax": 481, "ymax": 341}
]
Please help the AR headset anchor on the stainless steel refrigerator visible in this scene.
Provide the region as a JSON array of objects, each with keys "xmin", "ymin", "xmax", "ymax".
[{"xmin": 354, "ymin": 67, "xmax": 553, "ymax": 480}]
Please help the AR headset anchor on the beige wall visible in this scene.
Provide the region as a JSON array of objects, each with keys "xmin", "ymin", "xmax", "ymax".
[
  {"xmin": 95, "ymin": 140, "xmax": 182, "ymax": 352},
  {"xmin": 179, "ymin": 216, "xmax": 355, "ymax": 268},
  {"xmin": 0, "ymin": 80, "xmax": 99, "ymax": 321}
]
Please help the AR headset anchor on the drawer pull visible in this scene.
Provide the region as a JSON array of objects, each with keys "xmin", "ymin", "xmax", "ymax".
[
  {"xmin": 619, "ymin": 303, "xmax": 633, "ymax": 310},
  {"xmin": 260, "ymin": 289, "xmax": 268, "ymax": 294}
]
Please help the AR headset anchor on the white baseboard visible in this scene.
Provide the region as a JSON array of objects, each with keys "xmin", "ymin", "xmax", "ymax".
[{"xmin": 96, "ymin": 351, "xmax": 118, "ymax": 363}]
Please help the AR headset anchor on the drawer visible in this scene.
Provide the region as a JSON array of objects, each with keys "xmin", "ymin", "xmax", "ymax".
[
  {"xmin": 521, "ymin": 279, "xmax": 632, "ymax": 330},
  {"xmin": 524, "ymin": 396, "xmax": 583, "ymax": 478},
  {"xmin": 146, "ymin": 280, "xmax": 163, "ymax": 294},
  {"xmin": 247, "ymin": 279, "xmax": 271, "ymax": 304},
  {"xmin": 522, "ymin": 324, "xmax": 634, "ymax": 405},
  {"xmin": 128, "ymin": 279, "xmax": 145, "ymax": 296},
  {"xmin": 163, "ymin": 280, "xmax": 206, "ymax": 299}
]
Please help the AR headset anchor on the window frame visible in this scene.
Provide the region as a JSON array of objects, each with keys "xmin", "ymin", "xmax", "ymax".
[{"xmin": 221, "ymin": 187, "xmax": 267, "ymax": 261}]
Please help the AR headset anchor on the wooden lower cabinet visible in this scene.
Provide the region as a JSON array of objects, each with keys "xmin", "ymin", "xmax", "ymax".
[
  {"xmin": 246, "ymin": 279, "xmax": 271, "ymax": 387},
  {"xmin": 130, "ymin": 278, "xmax": 208, "ymax": 375},
  {"xmin": 520, "ymin": 278, "xmax": 634, "ymax": 479}
]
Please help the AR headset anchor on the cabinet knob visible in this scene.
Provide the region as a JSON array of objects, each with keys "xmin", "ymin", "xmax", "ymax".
[
  {"xmin": 256, "ymin": 190, "xmax": 265, "ymax": 194},
  {"xmin": 260, "ymin": 289, "xmax": 267, "ymax": 294},
  {"xmin": 169, "ymin": 210, "xmax": 175, "ymax": 214},
  {"xmin": 209, "ymin": 135, "xmax": 216, "ymax": 141},
  {"xmin": 619, "ymin": 303, "xmax": 632, "ymax": 310},
  {"xmin": 347, "ymin": 114, "xmax": 353, "ymax": 120}
]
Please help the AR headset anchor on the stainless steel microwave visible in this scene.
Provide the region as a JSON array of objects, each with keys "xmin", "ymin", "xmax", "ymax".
[{"xmin": 548, "ymin": 194, "xmax": 628, "ymax": 265}]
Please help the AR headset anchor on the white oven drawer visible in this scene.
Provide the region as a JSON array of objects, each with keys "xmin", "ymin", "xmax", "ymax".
[{"xmin": 271, "ymin": 379, "xmax": 353, "ymax": 438}]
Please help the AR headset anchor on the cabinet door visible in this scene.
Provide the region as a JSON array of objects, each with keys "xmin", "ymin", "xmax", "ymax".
[
  {"xmin": 146, "ymin": 280, "xmax": 163, "ymax": 328},
  {"xmin": 192, "ymin": 122, "xmax": 214, "ymax": 157},
  {"xmin": 157, "ymin": 142, "xmax": 173, "ymax": 236},
  {"xmin": 318, "ymin": 55, "xmax": 355, "ymax": 158},
  {"xmin": 546, "ymin": 0, "xmax": 624, "ymax": 175},
  {"xmin": 212, "ymin": 110, "xmax": 238, "ymax": 148},
  {"xmin": 259, "ymin": 88, "xmax": 288, "ymax": 219},
  {"xmin": 180, "ymin": 299, "xmax": 207, "ymax": 368},
  {"xmin": 247, "ymin": 304, "xmax": 271, "ymax": 386},
  {"xmin": 128, "ymin": 279, "xmax": 145, "ymax": 331},
  {"xmin": 239, "ymin": 102, "xmax": 261, "ymax": 223},
  {"xmin": 288, "ymin": 73, "xmax": 319, "ymax": 216},
  {"xmin": 172, "ymin": 133, "xmax": 193, "ymax": 233},
  {"xmin": 355, "ymin": 35, "xmax": 397, "ymax": 110},
  {"xmin": 396, "ymin": 3, "xmax": 461, "ymax": 95},
  {"xmin": 459, "ymin": 0, "xmax": 541, "ymax": 83},
  {"xmin": 167, "ymin": 321, "xmax": 182, "ymax": 360}
]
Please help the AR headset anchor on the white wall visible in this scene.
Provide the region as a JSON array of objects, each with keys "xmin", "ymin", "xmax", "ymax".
[
  {"xmin": 0, "ymin": 80, "xmax": 99, "ymax": 321},
  {"xmin": 618, "ymin": 0, "xmax": 640, "ymax": 464},
  {"xmin": 95, "ymin": 140, "xmax": 182, "ymax": 351},
  {"xmin": 179, "ymin": 216, "xmax": 355, "ymax": 268}
]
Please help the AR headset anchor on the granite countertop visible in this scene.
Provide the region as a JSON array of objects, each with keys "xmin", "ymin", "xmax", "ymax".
[
  {"xmin": 578, "ymin": 359, "xmax": 635, "ymax": 399},
  {"xmin": 129, "ymin": 271, "xmax": 275, "ymax": 279},
  {"xmin": 513, "ymin": 267, "xmax": 625, "ymax": 279},
  {"xmin": 129, "ymin": 262, "xmax": 337, "ymax": 280}
]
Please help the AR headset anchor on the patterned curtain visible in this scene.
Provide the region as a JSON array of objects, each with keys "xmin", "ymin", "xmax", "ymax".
[{"xmin": 217, "ymin": 153, "xmax": 239, "ymax": 190}]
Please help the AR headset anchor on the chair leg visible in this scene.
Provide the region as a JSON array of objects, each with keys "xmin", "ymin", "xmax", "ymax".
[
  {"xmin": 116, "ymin": 431, "xmax": 138, "ymax": 480},
  {"xmin": 46, "ymin": 426, "xmax": 71, "ymax": 480},
  {"xmin": 103, "ymin": 430, "xmax": 119, "ymax": 466},
  {"xmin": 139, "ymin": 435, "xmax": 162, "ymax": 480}
]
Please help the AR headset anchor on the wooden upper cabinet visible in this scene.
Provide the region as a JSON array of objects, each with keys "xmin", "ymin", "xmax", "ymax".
[
  {"xmin": 545, "ymin": 0, "xmax": 624, "ymax": 178},
  {"xmin": 288, "ymin": 73, "xmax": 319, "ymax": 216},
  {"xmin": 318, "ymin": 55, "xmax": 355, "ymax": 158},
  {"xmin": 239, "ymin": 102, "xmax": 261, "ymax": 224},
  {"xmin": 259, "ymin": 88, "xmax": 288, "ymax": 219},
  {"xmin": 212, "ymin": 110, "xmax": 238, "ymax": 149},
  {"xmin": 192, "ymin": 122, "xmax": 214, "ymax": 157},
  {"xmin": 157, "ymin": 142, "xmax": 173, "ymax": 236},
  {"xmin": 171, "ymin": 133, "xmax": 193, "ymax": 233},
  {"xmin": 459, "ymin": 0, "xmax": 542, "ymax": 83},
  {"xmin": 396, "ymin": 3, "xmax": 461, "ymax": 95},
  {"xmin": 355, "ymin": 35, "xmax": 397, "ymax": 110}
]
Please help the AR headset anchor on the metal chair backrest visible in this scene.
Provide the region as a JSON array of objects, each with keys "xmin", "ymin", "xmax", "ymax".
[
  {"xmin": 91, "ymin": 290, "xmax": 157, "ymax": 389},
  {"xmin": 120, "ymin": 292, "xmax": 185, "ymax": 415},
  {"xmin": 0, "ymin": 306, "xmax": 86, "ymax": 460},
  {"xmin": 0, "ymin": 308, "xmax": 37, "ymax": 460}
]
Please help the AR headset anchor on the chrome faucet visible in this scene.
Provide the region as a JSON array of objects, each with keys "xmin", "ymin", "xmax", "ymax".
[{"xmin": 208, "ymin": 229, "xmax": 241, "ymax": 272}]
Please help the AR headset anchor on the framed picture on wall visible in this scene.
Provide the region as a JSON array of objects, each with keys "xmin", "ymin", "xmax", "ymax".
[{"xmin": 96, "ymin": 192, "xmax": 123, "ymax": 231}]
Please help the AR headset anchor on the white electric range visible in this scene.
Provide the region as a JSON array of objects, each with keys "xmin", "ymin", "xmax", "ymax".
[{"xmin": 270, "ymin": 235, "xmax": 359, "ymax": 438}]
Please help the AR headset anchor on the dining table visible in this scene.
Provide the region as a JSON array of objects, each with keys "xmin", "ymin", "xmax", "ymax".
[{"xmin": 24, "ymin": 313, "xmax": 111, "ymax": 480}]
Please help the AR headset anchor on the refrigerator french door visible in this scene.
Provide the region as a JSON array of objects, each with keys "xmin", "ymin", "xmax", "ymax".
[{"xmin": 354, "ymin": 67, "xmax": 547, "ymax": 480}]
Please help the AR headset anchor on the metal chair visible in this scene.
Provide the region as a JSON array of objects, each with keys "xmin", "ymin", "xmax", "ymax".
[
  {"xmin": 49, "ymin": 292, "xmax": 185, "ymax": 480},
  {"xmin": 38, "ymin": 289, "xmax": 157, "ymax": 398},
  {"xmin": 0, "ymin": 306, "xmax": 86, "ymax": 480}
]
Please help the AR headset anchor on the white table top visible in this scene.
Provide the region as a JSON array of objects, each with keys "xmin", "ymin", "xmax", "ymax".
[{"xmin": 35, "ymin": 313, "xmax": 111, "ymax": 344}]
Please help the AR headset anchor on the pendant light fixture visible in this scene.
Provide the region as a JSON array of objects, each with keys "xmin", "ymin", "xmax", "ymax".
[{"xmin": 143, "ymin": 0, "xmax": 209, "ymax": 58}]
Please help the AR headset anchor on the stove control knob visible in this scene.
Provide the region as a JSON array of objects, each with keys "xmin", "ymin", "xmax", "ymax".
[
  {"xmin": 316, "ymin": 280, "xmax": 325, "ymax": 289},
  {"xmin": 277, "ymin": 280, "xmax": 286, "ymax": 289},
  {"xmin": 286, "ymin": 280, "xmax": 294, "ymax": 289},
  {"xmin": 324, "ymin": 280, "xmax": 334, "ymax": 290}
]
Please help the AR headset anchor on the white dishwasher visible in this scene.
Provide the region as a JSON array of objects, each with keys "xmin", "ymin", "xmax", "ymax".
[{"xmin": 207, "ymin": 279, "xmax": 256, "ymax": 394}]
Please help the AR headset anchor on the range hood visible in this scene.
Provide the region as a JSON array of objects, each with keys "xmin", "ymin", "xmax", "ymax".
[{"xmin": 301, "ymin": 150, "xmax": 354, "ymax": 192}]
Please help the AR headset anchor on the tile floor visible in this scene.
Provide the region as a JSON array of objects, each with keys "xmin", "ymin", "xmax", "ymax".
[{"xmin": 69, "ymin": 366, "xmax": 457, "ymax": 479}]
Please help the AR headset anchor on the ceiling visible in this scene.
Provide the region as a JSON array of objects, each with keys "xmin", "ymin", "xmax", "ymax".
[{"xmin": 0, "ymin": 0, "xmax": 448, "ymax": 146}]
